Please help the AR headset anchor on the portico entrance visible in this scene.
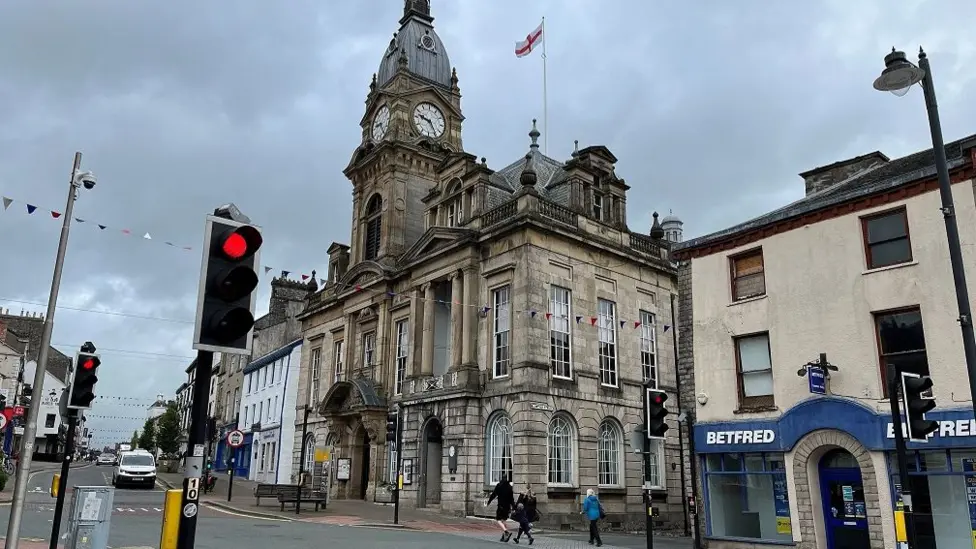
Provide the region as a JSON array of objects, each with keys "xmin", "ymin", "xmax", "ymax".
[{"xmin": 319, "ymin": 378, "xmax": 388, "ymax": 501}]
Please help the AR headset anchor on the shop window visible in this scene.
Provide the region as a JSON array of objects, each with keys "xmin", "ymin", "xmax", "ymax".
[
  {"xmin": 875, "ymin": 307, "xmax": 928, "ymax": 397},
  {"xmin": 703, "ymin": 452, "xmax": 792, "ymax": 543},
  {"xmin": 862, "ymin": 207, "xmax": 912, "ymax": 269},
  {"xmin": 888, "ymin": 449, "xmax": 976, "ymax": 548}
]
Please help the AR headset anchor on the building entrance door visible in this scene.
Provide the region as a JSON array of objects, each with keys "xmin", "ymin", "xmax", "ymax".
[
  {"xmin": 819, "ymin": 449, "xmax": 871, "ymax": 549},
  {"xmin": 359, "ymin": 430, "xmax": 370, "ymax": 500},
  {"xmin": 419, "ymin": 418, "xmax": 443, "ymax": 507}
]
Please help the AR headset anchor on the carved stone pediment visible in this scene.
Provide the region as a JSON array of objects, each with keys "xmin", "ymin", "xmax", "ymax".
[{"xmin": 357, "ymin": 306, "xmax": 377, "ymax": 323}]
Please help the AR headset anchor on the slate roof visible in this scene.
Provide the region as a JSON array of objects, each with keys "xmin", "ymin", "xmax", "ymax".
[
  {"xmin": 377, "ymin": 13, "xmax": 452, "ymax": 90},
  {"xmin": 674, "ymin": 133, "xmax": 976, "ymax": 253},
  {"xmin": 243, "ymin": 339, "xmax": 302, "ymax": 375}
]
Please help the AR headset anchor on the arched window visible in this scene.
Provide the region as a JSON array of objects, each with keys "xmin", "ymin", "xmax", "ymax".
[
  {"xmin": 363, "ymin": 195, "xmax": 382, "ymax": 260},
  {"xmin": 302, "ymin": 434, "xmax": 315, "ymax": 479},
  {"xmin": 547, "ymin": 414, "xmax": 576, "ymax": 485},
  {"xmin": 485, "ymin": 413, "xmax": 513, "ymax": 484},
  {"xmin": 598, "ymin": 419, "xmax": 623, "ymax": 486}
]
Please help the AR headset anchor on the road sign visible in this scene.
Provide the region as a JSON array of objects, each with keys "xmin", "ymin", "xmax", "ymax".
[
  {"xmin": 0, "ymin": 414, "xmax": 7, "ymax": 431},
  {"xmin": 226, "ymin": 430, "xmax": 245, "ymax": 448},
  {"xmin": 186, "ymin": 477, "xmax": 200, "ymax": 501},
  {"xmin": 182, "ymin": 503, "xmax": 197, "ymax": 518}
]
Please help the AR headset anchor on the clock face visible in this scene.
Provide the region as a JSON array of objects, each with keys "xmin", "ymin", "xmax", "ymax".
[
  {"xmin": 413, "ymin": 102, "xmax": 445, "ymax": 138},
  {"xmin": 371, "ymin": 105, "xmax": 391, "ymax": 141}
]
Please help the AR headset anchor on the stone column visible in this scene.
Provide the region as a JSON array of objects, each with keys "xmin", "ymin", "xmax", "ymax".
[
  {"xmin": 375, "ymin": 297, "xmax": 389, "ymax": 384},
  {"xmin": 461, "ymin": 266, "xmax": 477, "ymax": 366},
  {"xmin": 421, "ymin": 282, "xmax": 435, "ymax": 376},
  {"xmin": 450, "ymin": 271, "xmax": 463, "ymax": 370}
]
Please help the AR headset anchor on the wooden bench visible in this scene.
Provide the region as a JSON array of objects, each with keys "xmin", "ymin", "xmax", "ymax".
[
  {"xmin": 276, "ymin": 485, "xmax": 327, "ymax": 512},
  {"xmin": 254, "ymin": 483, "xmax": 298, "ymax": 506}
]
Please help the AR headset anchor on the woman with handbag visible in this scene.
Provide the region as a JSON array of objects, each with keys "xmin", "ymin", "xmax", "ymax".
[{"xmin": 581, "ymin": 488, "xmax": 604, "ymax": 546}]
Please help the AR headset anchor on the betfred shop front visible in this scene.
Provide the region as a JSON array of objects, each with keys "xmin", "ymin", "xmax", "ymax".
[{"xmin": 694, "ymin": 397, "xmax": 976, "ymax": 549}]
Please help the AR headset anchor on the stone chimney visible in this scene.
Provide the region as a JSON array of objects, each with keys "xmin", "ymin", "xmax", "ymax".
[{"xmin": 800, "ymin": 151, "xmax": 890, "ymax": 196}]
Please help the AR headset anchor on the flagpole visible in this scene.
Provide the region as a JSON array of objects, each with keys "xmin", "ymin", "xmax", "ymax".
[{"xmin": 541, "ymin": 16, "xmax": 548, "ymax": 156}]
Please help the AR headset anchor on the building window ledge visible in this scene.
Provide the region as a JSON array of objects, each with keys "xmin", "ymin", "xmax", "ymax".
[
  {"xmin": 596, "ymin": 486, "xmax": 626, "ymax": 495},
  {"xmin": 546, "ymin": 485, "xmax": 580, "ymax": 497},
  {"xmin": 733, "ymin": 405, "xmax": 778, "ymax": 415},
  {"xmin": 728, "ymin": 294, "xmax": 767, "ymax": 307},
  {"xmin": 705, "ymin": 536, "xmax": 795, "ymax": 546},
  {"xmin": 862, "ymin": 260, "xmax": 918, "ymax": 276}
]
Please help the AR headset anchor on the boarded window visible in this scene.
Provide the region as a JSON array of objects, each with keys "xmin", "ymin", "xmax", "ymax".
[{"xmin": 731, "ymin": 250, "xmax": 765, "ymax": 301}]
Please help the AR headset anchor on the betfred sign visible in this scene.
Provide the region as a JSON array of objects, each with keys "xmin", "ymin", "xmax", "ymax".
[
  {"xmin": 705, "ymin": 429, "xmax": 776, "ymax": 445},
  {"xmin": 887, "ymin": 419, "xmax": 976, "ymax": 440}
]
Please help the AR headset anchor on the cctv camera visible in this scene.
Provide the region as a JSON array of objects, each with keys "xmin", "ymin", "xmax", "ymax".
[{"xmin": 73, "ymin": 170, "xmax": 97, "ymax": 190}]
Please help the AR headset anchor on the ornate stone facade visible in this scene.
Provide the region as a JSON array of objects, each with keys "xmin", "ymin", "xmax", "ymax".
[{"xmin": 291, "ymin": 0, "xmax": 684, "ymax": 531}]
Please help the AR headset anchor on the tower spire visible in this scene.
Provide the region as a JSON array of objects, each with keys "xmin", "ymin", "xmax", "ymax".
[{"xmin": 402, "ymin": 0, "xmax": 432, "ymax": 23}]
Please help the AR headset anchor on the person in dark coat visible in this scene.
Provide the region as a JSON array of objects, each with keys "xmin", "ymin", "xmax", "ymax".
[
  {"xmin": 511, "ymin": 503, "xmax": 534, "ymax": 544},
  {"xmin": 516, "ymin": 483, "xmax": 539, "ymax": 524},
  {"xmin": 486, "ymin": 474, "xmax": 515, "ymax": 542}
]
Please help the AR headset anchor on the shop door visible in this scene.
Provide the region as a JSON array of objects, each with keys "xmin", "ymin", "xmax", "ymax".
[{"xmin": 820, "ymin": 450, "xmax": 871, "ymax": 549}]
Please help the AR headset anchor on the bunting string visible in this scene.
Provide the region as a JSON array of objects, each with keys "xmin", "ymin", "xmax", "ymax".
[{"xmin": 1, "ymin": 193, "xmax": 318, "ymax": 281}]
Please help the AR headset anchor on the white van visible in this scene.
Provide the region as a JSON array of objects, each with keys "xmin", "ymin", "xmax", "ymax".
[{"xmin": 112, "ymin": 450, "xmax": 157, "ymax": 489}]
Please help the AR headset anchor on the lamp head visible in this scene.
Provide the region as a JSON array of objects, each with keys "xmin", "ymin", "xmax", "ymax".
[{"xmin": 873, "ymin": 48, "xmax": 924, "ymax": 96}]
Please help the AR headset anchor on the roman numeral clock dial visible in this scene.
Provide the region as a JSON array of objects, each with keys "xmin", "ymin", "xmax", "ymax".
[
  {"xmin": 371, "ymin": 105, "xmax": 391, "ymax": 141},
  {"xmin": 413, "ymin": 102, "xmax": 445, "ymax": 138}
]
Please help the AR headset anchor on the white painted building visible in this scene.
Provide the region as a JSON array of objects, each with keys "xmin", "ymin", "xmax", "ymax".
[
  {"xmin": 238, "ymin": 339, "xmax": 301, "ymax": 484},
  {"xmin": 674, "ymin": 135, "xmax": 976, "ymax": 549},
  {"xmin": 23, "ymin": 360, "xmax": 66, "ymax": 455},
  {"xmin": 0, "ymin": 340, "xmax": 20, "ymax": 404}
]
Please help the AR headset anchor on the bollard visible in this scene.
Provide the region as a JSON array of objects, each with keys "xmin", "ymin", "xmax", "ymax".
[
  {"xmin": 159, "ymin": 489, "xmax": 182, "ymax": 549},
  {"xmin": 50, "ymin": 474, "xmax": 60, "ymax": 498}
]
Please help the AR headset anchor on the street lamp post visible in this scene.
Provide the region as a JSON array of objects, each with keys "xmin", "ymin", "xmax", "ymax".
[
  {"xmin": 4, "ymin": 153, "xmax": 97, "ymax": 549},
  {"xmin": 872, "ymin": 48, "xmax": 976, "ymax": 420}
]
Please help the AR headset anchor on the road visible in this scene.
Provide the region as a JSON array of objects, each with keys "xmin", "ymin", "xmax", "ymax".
[{"xmin": 0, "ymin": 464, "xmax": 691, "ymax": 549}]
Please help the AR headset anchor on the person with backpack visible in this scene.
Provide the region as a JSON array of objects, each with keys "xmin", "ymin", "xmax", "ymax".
[{"xmin": 581, "ymin": 488, "xmax": 604, "ymax": 546}]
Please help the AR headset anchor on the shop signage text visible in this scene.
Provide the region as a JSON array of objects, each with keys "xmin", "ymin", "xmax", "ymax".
[
  {"xmin": 886, "ymin": 419, "xmax": 976, "ymax": 439},
  {"xmin": 705, "ymin": 429, "xmax": 776, "ymax": 445}
]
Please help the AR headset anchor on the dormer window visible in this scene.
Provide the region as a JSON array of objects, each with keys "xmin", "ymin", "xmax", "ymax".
[
  {"xmin": 592, "ymin": 193, "xmax": 604, "ymax": 221},
  {"xmin": 446, "ymin": 199, "xmax": 462, "ymax": 227},
  {"xmin": 364, "ymin": 194, "xmax": 382, "ymax": 261}
]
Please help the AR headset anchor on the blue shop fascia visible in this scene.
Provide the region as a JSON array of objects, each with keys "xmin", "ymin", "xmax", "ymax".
[{"xmin": 693, "ymin": 396, "xmax": 976, "ymax": 549}]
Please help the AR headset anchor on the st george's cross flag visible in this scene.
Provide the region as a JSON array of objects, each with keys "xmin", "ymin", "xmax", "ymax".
[{"xmin": 515, "ymin": 21, "xmax": 544, "ymax": 58}]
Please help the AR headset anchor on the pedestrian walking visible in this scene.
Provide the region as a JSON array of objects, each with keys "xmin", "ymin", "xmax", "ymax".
[
  {"xmin": 511, "ymin": 503, "xmax": 534, "ymax": 544},
  {"xmin": 516, "ymin": 483, "xmax": 539, "ymax": 524},
  {"xmin": 486, "ymin": 474, "xmax": 515, "ymax": 542},
  {"xmin": 581, "ymin": 488, "xmax": 604, "ymax": 546}
]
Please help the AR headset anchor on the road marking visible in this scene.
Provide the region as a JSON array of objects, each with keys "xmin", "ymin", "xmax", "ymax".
[{"xmin": 203, "ymin": 503, "xmax": 290, "ymax": 522}]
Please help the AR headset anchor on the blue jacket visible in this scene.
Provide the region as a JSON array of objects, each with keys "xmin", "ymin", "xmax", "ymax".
[{"xmin": 582, "ymin": 494, "xmax": 601, "ymax": 520}]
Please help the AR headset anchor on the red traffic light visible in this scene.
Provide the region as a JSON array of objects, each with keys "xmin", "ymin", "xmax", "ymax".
[
  {"xmin": 218, "ymin": 226, "xmax": 262, "ymax": 261},
  {"xmin": 82, "ymin": 358, "xmax": 96, "ymax": 370},
  {"xmin": 653, "ymin": 395, "xmax": 663, "ymax": 404}
]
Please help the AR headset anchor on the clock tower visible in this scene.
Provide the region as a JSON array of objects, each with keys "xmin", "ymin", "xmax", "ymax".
[{"xmin": 344, "ymin": 0, "xmax": 463, "ymax": 265}]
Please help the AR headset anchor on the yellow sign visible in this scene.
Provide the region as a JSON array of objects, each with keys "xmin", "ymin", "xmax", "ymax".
[
  {"xmin": 971, "ymin": 530, "xmax": 976, "ymax": 549},
  {"xmin": 397, "ymin": 473, "xmax": 404, "ymax": 490},
  {"xmin": 50, "ymin": 474, "xmax": 60, "ymax": 498},
  {"xmin": 775, "ymin": 517, "xmax": 792, "ymax": 535},
  {"xmin": 314, "ymin": 449, "xmax": 330, "ymax": 462},
  {"xmin": 894, "ymin": 510, "xmax": 907, "ymax": 542}
]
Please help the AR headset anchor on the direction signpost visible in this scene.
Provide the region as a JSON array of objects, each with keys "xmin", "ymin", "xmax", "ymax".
[{"xmin": 225, "ymin": 431, "xmax": 244, "ymax": 502}]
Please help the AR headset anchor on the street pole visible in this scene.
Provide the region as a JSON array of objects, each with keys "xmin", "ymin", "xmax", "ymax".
[
  {"xmin": 641, "ymin": 387, "xmax": 654, "ymax": 549},
  {"xmin": 5, "ymin": 152, "xmax": 83, "ymax": 549},
  {"xmin": 887, "ymin": 364, "xmax": 917, "ymax": 549},
  {"xmin": 393, "ymin": 404, "xmax": 403, "ymax": 525},
  {"xmin": 669, "ymin": 294, "xmax": 690, "ymax": 537},
  {"xmin": 49, "ymin": 411, "xmax": 77, "ymax": 549},
  {"xmin": 176, "ymin": 351, "xmax": 213, "ymax": 549},
  {"xmin": 296, "ymin": 405, "xmax": 310, "ymax": 515},
  {"xmin": 685, "ymin": 409, "xmax": 703, "ymax": 549},
  {"xmin": 917, "ymin": 50, "xmax": 976, "ymax": 418}
]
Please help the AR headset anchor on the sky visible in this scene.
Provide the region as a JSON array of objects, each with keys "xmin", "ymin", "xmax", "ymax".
[{"xmin": 0, "ymin": 0, "xmax": 973, "ymax": 446}]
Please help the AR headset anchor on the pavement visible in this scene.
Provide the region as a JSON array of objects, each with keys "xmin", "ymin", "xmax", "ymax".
[{"xmin": 0, "ymin": 464, "xmax": 693, "ymax": 548}]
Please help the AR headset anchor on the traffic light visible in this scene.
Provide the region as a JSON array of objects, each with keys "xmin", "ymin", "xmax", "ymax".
[
  {"xmin": 193, "ymin": 214, "xmax": 263, "ymax": 354},
  {"xmin": 386, "ymin": 414, "xmax": 398, "ymax": 443},
  {"xmin": 901, "ymin": 372, "xmax": 938, "ymax": 442},
  {"xmin": 68, "ymin": 343, "xmax": 100, "ymax": 410},
  {"xmin": 646, "ymin": 388, "xmax": 670, "ymax": 439}
]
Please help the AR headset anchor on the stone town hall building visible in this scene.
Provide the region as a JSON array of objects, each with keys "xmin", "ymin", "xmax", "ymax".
[{"xmin": 293, "ymin": 0, "xmax": 685, "ymax": 529}]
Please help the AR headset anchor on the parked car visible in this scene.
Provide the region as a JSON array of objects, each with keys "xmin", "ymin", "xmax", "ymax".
[
  {"xmin": 112, "ymin": 450, "xmax": 156, "ymax": 489},
  {"xmin": 96, "ymin": 453, "xmax": 116, "ymax": 466}
]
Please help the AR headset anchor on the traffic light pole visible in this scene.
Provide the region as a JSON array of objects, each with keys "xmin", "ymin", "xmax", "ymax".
[
  {"xmin": 393, "ymin": 404, "xmax": 403, "ymax": 525},
  {"xmin": 296, "ymin": 405, "xmax": 310, "ymax": 515},
  {"xmin": 176, "ymin": 350, "xmax": 214, "ymax": 549},
  {"xmin": 49, "ymin": 411, "xmax": 77, "ymax": 549},
  {"xmin": 641, "ymin": 387, "xmax": 654, "ymax": 549},
  {"xmin": 887, "ymin": 363, "xmax": 917, "ymax": 549},
  {"xmin": 5, "ymin": 152, "xmax": 84, "ymax": 549}
]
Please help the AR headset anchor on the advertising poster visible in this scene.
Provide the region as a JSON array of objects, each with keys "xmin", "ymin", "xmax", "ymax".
[
  {"xmin": 772, "ymin": 476, "xmax": 792, "ymax": 535},
  {"xmin": 962, "ymin": 458, "xmax": 976, "ymax": 549}
]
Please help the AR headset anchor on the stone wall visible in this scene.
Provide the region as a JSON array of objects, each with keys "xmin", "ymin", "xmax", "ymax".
[{"xmin": 676, "ymin": 259, "xmax": 705, "ymax": 544}]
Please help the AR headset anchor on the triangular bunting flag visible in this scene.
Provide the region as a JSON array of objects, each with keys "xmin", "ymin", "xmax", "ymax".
[
  {"xmin": 182, "ymin": 246, "xmax": 192, "ymax": 250},
  {"xmin": 121, "ymin": 229, "xmax": 131, "ymax": 235},
  {"xmin": 51, "ymin": 211, "xmax": 61, "ymax": 219},
  {"xmin": 386, "ymin": 291, "xmax": 396, "ymax": 298},
  {"xmin": 575, "ymin": 315, "xmax": 582, "ymax": 324},
  {"xmin": 482, "ymin": 306, "xmax": 491, "ymax": 316},
  {"xmin": 663, "ymin": 325, "xmax": 671, "ymax": 332},
  {"xmin": 529, "ymin": 310, "xmax": 537, "ymax": 318},
  {"xmin": 75, "ymin": 218, "xmax": 84, "ymax": 223},
  {"xmin": 590, "ymin": 317, "xmax": 598, "ymax": 326},
  {"xmin": 98, "ymin": 224, "xmax": 106, "ymax": 230},
  {"xmin": 164, "ymin": 241, "xmax": 174, "ymax": 246},
  {"xmin": 264, "ymin": 266, "xmax": 272, "ymax": 274},
  {"xmin": 354, "ymin": 285, "xmax": 362, "ymax": 292},
  {"xmin": 26, "ymin": 204, "xmax": 36, "ymax": 214},
  {"xmin": 320, "ymin": 279, "xmax": 327, "ymax": 286},
  {"xmin": 634, "ymin": 321, "xmax": 642, "ymax": 329},
  {"xmin": 619, "ymin": 320, "xmax": 626, "ymax": 328},
  {"xmin": 545, "ymin": 312, "xmax": 552, "ymax": 320},
  {"xmin": 281, "ymin": 270, "xmax": 290, "ymax": 278},
  {"xmin": 301, "ymin": 274, "xmax": 309, "ymax": 280},
  {"xmin": 2, "ymin": 197, "xmax": 12, "ymax": 210},
  {"xmin": 143, "ymin": 233, "xmax": 151, "ymax": 240}
]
